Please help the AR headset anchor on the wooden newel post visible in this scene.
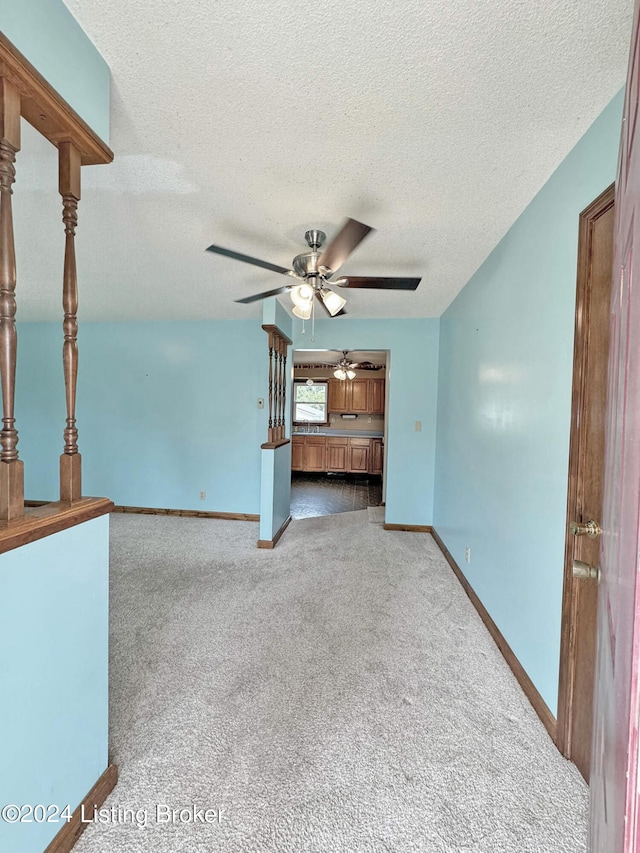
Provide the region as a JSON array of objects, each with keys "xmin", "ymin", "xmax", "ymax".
[
  {"xmin": 59, "ymin": 142, "xmax": 82, "ymax": 502},
  {"xmin": 0, "ymin": 79, "xmax": 23, "ymax": 522}
]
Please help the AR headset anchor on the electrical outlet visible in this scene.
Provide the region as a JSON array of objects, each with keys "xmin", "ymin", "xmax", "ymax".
[
  {"xmin": 368, "ymin": 417, "xmax": 372, "ymax": 423},
  {"xmin": 465, "ymin": 547, "xmax": 471, "ymax": 563},
  {"xmin": 415, "ymin": 421, "xmax": 422, "ymax": 432},
  {"xmin": 199, "ymin": 491, "xmax": 206, "ymax": 500}
]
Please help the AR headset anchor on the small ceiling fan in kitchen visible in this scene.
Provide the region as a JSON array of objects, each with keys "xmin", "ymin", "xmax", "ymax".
[
  {"xmin": 206, "ymin": 217, "xmax": 421, "ymax": 318},
  {"xmin": 333, "ymin": 351, "xmax": 383, "ymax": 380}
]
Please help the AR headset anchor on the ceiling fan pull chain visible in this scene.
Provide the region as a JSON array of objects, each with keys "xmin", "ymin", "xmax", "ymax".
[{"xmin": 311, "ymin": 297, "xmax": 316, "ymax": 342}]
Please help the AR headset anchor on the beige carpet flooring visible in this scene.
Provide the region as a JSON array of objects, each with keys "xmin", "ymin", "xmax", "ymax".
[{"xmin": 73, "ymin": 511, "xmax": 588, "ymax": 852}]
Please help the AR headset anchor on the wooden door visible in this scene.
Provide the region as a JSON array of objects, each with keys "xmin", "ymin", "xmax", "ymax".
[
  {"xmin": 368, "ymin": 379, "xmax": 385, "ymax": 414},
  {"xmin": 328, "ymin": 378, "xmax": 347, "ymax": 412},
  {"xmin": 349, "ymin": 379, "xmax": 369, "ymax": 413},
  {"xmin": 591, "ymin": 4, "xmax": 640, "ymax": 847},
  {"xmin": 557, "ymin": 185, "xmax": 614, "ymax": 782}
]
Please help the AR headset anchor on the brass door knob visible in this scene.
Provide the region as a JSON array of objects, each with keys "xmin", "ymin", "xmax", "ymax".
[
  {"xmin": 569, "ymin": 520, "xmax": 602, "ymax": 538},
  {"xmin": 572, "ymin": 559, "xmax": 601, "ymax": 582}
]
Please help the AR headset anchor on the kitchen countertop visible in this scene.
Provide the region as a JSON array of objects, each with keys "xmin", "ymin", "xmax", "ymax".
[{"xmin": 293, "ymin": 429, "xmax": 384, "ymax": 438}]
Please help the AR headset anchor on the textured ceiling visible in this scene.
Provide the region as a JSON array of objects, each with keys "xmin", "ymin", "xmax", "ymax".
[{"xmin": 15, "ymin": 0, "xmax": 633, "ymax": 321}]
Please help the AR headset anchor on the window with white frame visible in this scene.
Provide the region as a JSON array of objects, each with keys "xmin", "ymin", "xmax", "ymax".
[{"xmin": 293, "ymin": 382, "xmax": 328, "ymax": 423}]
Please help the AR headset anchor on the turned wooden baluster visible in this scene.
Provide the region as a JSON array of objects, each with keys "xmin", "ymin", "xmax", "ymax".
[
  {"xmin": 281, "ymin": 342, "xmax": 288, "ymax": 439},
  {"xmin": 59, "ymin": 142, "xmax": 82, "ymax": 502},
  {"xmin": 0, "ymin": 79, "xmax": 23, "ymax": 521},
  {"xmin": 267, "ymin": 334, "xmax": 274, "ymax": 442},
  {"xmin": 276, "ymin": 340, "xmax": 284, "ymax": 438}
]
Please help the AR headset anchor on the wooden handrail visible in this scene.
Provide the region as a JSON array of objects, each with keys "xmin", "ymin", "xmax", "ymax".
[
  {"xmin": 0, "ymin": 32, "xmax": 113, "ymax": 165},
  {"xmin": 0, "ymin": 498, "xmax": 113, "ymax": 554}
]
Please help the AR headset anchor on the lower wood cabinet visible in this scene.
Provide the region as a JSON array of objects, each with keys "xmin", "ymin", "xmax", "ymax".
[
  {"xmin": 371, "ymin": 438, "xmax": 383, "ymax": 475},
  {"xmin": 291, "ymin": 438, "xmax": 304, "ymax": 470},
  {"xmin": 348, "ymin": 437, "xmax": 370, "ymax": 472},
  {"xmin": 297, "ymin": 435, "xmax": 326, "ymax": 471},
  {"xmin": 292, "ymin": 435, "xmax": 382, "ymax": 475},
  {"xmin": 326, "ymin": 437, "xmax": 348, "ymax": 472}
]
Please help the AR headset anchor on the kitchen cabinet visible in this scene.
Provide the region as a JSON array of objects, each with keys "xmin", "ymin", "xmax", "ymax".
[
  {"xmin": 348, "ymin": 437, "xmax": 370, "ymax": 472},
  {"xmin": 292, "ymin": 435, "xmax": 326, "ymax": 472},
  {"xmin": 328, "ymin": 378, "xmax": 371, "ymax": 414},
  {"xmin": 328, "ymin": 379, "xmax": 347, "ymax": 413},
  {"xmin": 291, "ymin": 436, "xmax": 304, "ymax": 470},
  {"xmin": 367, "ymin": 379, "xmax": 385, "ymax": 415},
  {"xmin": 292, "ymin": 434, "xmax": 383, "ymax": 475},
  {"xmin": 371, "ymin": 438, "xmax": 383, "ymax": 475},
  {"xmin": 326, "ymin": 437, "xmax": 348, "ymax": 472},
  {"xmin": 303, "ymin": 435, "xmax": 326, "ymax": 471}
]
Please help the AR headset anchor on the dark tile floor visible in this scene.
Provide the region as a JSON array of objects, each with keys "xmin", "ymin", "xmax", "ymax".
[{"xmin": 290, "ymin": 472, "xmax": 383, "ymax": 519}]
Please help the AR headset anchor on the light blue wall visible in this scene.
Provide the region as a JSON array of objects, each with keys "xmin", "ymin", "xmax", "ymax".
[
  {"xmin": 259, "ymin": 442, "xmax": 293, "ymax": 540},
  {"xmin": 433, "ymin": 91, "xmax": 624, "ymax": 714},
  {"xmin": 0, "ymin": 515, "xmax": 109, "ymax": 853},
  {"xmin": 17, "ymin": 320, "xmax": 268, "ymax": 513},
  {"xmin": 259, "ymin": 298, "xmax": 293, "ymax": 540},
  {"xmin": 292, "ymin": 317, "xmax": 440, "ymax": 526},
  {"xmin": 0, "ymin": 0, "xmax": 110, "ymax": 142}
]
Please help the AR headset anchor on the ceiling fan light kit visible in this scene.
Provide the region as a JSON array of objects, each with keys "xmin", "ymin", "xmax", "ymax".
[
  {"xmin": 290, "ymin": 283, "xmax": 314, "ymax": 308},
  {"xmin": 292, "ymin": 303, "xmax": 312, "ymax": 320},
  {"xmin": 206, "ymin": 217, "xmax": 422, "ymax": 319},
  {"xmin": 319, "ymin": 287, "xmax": 347, "ymax": 317},
  {"xmin": 333, "ymin": 351, "xmax": 359, "ymax": 381}
]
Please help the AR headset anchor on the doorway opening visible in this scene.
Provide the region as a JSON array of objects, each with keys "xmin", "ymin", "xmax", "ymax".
[{"xmin": 290, "ymin": 349, "xmax": 388, "ymax": 520}]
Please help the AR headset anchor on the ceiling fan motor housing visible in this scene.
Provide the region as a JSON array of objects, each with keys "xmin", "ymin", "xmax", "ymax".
[{"xmin": 292, "ymin": 250, "xmax": 321, "ymax": 279}]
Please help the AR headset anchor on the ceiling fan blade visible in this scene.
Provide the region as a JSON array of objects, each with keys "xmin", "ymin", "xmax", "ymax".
[
  {"xmin": 318, "ymin": 218, "xmax": 374, "ymax": 275},
  {"xmin": 351, "ymin": 362, "xmax": 383, "ymax": 370},
  {"xmin": 337, "ymin": 276, "xmax": 421, "ymax": 290},
  {"xmin": 206, "ymin": 244, "xmax": 293, "ymax": 277},
  {"xmin": 235, "ymin": 285, "xmax": 294, "ymax": 304}
]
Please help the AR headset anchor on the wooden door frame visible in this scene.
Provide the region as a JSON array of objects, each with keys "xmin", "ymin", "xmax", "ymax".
[{"xmin": 557, "ymin": 182, "xmax": 615, "ymax": 759}]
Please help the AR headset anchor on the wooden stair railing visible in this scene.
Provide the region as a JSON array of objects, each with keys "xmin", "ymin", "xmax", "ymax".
[
  {"xmin": 261, "ymin": 324, "xmax": 292, "ymax": 449},
  {"xmin": 0, "ymin": 36, "xmax": 113, "ymax": 535}
]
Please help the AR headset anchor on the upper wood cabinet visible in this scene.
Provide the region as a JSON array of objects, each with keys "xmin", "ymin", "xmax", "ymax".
[
  {"xmin": 367, "ymin": 379, "xmax": 385, "ymax": 415},
  {"xmin": 328, "ymin": 378, "xmax": 385, "ymax": 414},
  {"xmin": 328, "ymin": 379, "xmax": 347, "ymax": 412}
]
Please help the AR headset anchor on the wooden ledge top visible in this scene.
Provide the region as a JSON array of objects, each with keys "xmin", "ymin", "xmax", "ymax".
[
  {"xmin": 261, "ymin": 324, "xmax": 293, "ymax": 345},
  {"xmin": 261, "ymin": 439, "xmax": 291, "ymax": 449},
  {"xmin": 0, "ymin": 32, "xmax": 113, "ymax": 165},
  {"xmin": 0, "ymin": 497, "xmax": 113, "ymax": 555}
]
